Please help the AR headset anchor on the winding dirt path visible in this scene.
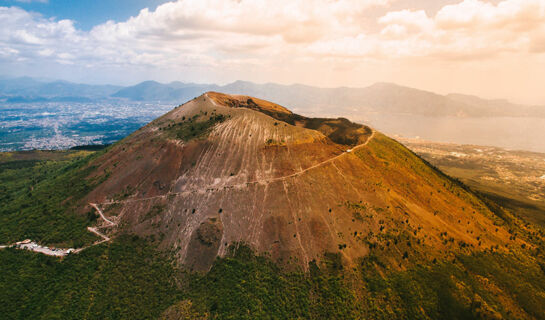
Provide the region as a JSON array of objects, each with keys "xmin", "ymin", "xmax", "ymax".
[
  {"xmin": 87, "ymin": 227, "xmax": 110, "ymax": 242},
  {"xmin": 98, "ymin": 128, "xmax": 375, "ymax": 206},
  {"xmin": 95, "ymin": 93, "xmax": 377, "ymax": 206},
  {"xmin": 0, "ymin": 203, "xmax": 117, "ymax": 257},
  {"xmin": 89, "ymin": 203, "xmax": 115, "ymax": 226},
  {"xmin": 80, "ymin": 203, "xmax": 118, "ymax": 247}
]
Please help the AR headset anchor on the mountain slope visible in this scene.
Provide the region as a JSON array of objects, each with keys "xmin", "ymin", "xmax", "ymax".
[
  {"xmin": 2, "ymin": 92, "xmax": 545, "ymax": 319},
  {"xmin": 76, "ymin": 92, "xmax": 521, "ymax": 272}
]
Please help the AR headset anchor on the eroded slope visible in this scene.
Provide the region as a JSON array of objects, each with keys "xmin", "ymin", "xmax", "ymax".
[{"xmin": 80, "ymin": 93, "xmax": 521, "ymax": 271}]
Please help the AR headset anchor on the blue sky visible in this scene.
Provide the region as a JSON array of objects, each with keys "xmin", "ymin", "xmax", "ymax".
[
  {"xmin": 0, "ymin": 0, "xmax": 544, "ymax": 104},
  {"xmin": 0, "ymin": 0, "xmax": 171, "ymax": 30}
]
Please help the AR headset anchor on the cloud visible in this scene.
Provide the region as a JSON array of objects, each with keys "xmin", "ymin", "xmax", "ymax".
[
  {"xmin": 0, "ymin": 6, "xmax": 84, "ymax": 67},
  {"xmin": 371, "ymin": 0, "xmax": 545, "ymax": 59},
  {"xmin": 0, "ymin": 0, "xmax": 544, "ymax": 96},
  {"xmin": 435, "ymin": 0, "xmax": 545, "ymax": 30},
  {"xmin": 89, "ymin": 0, "xmax": 388, "ymax": 45},
  {"xmin": 379, "ymin": 9, "xmax": 433, "ymax": 33}
]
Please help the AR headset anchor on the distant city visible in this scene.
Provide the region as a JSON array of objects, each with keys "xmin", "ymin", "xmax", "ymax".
[{"xmin": 0, "ymin": 101, "xmax": 173, "ymax": 151}]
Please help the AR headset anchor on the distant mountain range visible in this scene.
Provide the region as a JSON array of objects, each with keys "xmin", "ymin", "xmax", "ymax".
[
  {"xmin": 1, "ymin": 76, "xmax": 544, "ymax": 118},
  {"xmin": 111, "ymin": 80, "xmax": 219, "ymax": 102},
  {"xmin": 0, "ymin": 77, "xmax": 121, "ymax": 101}
]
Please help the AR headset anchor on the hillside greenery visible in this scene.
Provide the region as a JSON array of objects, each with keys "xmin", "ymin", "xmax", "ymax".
[
  {"xmin": 0, "ymin": 150, "xmax": 107, "ymax": 247},
  {"xmin": 2, "ymin": 237, "xmax": 545, "ymax": 319},
  {"xmin": 0, "ymin": 235, "xmax": 180, "ymax": 320},
  {"xmin": 160, "ymin": 113, "xmax": 226, "ymax": 141}
]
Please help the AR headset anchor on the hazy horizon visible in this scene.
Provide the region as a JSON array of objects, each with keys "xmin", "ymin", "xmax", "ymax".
[
  {"xmin": 3, "ymin": 74, "xmax": 545, "ymax": 153},
  {"xmin": 1, "ymin": 0, "xmax": 545, "ymax": 105},
  {"xmin": 1, "ymin": 74, "xmax": 543, "ymax": 107}
]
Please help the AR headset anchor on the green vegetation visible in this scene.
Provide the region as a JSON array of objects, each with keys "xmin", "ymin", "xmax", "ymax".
[
  {"xmin": 2, "ymin": 236, "xmax": 545, "ymax": 319},
  {"xmin": 70, "ymin": 144, "xmax": 111, "ymax": 151},
  {"xmin": 0, "ymin": 150, "xmax": 108, "ymax": 247},
  {"xmin": 360, "ymin": 134, "xmax": 512, "ymax": 227},
  {"xmin": 371, "ymin": 136, "xmax": 544, "ymax": 251},
  {"xmin": 176, "ymin": 246, "xmax": 357, "ymax": 320},
  {"xmin": 163, "ymin": 114, "xmax": 226, "ymax": 141},
  {"xmin": 0, "ymin": 235, "xmax": 180, "ymax": 320},
  {"xmin": 481, "ymin": 190, "xmax": 545, "ymax": 227},
  {"xmin": 264, "ymin": 138, "xmax": 286, "ymax": 147},
  {"xmin": 360, "ymin": 250, "xmax": 545, "ymax": 319},
  {"xmin": 182, "ymin": 245, "xmax": 545, "ymax": 320}
]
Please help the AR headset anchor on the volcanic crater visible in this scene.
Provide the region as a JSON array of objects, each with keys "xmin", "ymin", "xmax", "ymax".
[{"xmin": 82, "ymin": 92, "xmax": 517, "ymax": 271}]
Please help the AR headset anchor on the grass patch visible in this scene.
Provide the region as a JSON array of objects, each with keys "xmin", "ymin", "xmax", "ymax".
[{"xmin": 164, "ymin": 114, "xmax": 226, "ymax": 141}]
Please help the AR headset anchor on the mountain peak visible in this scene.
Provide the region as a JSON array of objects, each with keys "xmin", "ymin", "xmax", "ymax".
[
  {"xmin": 206, "ymin": 91, "xmax": 293, "ymax": 115},
  {"xmin": 75, "ymin": 93, "xmax": 517, "ymax": 272}
]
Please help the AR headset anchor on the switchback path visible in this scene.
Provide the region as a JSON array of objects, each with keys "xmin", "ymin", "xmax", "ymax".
[
  {"xmin": 89, "ymin": 202, "xmax": 115, "ymax": 226},
  {"xmin": 0, "ymin": 203, "xmax": 117, "ymax": 257}
]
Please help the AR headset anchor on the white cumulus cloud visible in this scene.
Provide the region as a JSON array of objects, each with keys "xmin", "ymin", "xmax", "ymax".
[{"xmin": 0, "ymin": 0, "xmax": 545, "ymax": 102}]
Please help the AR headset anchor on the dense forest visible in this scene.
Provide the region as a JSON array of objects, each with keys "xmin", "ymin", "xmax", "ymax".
[{"xmin": 2, "ymin": 236, "xmax": 545, "ymax": 319}]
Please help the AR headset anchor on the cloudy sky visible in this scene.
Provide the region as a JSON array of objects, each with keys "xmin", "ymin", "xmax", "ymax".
[{"xmin": 1, "ymin": 0, "xmax": 544, "ymax": 104}]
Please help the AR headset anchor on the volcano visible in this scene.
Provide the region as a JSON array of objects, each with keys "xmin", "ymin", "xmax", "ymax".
[{"xmin": 81, "ymin": 92, "xmax": 517, "ymax": 271}]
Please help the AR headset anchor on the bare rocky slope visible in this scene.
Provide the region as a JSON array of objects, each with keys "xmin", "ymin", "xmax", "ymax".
[{"xmin": 80, "ymin": 92, "xmax": 523, "ymax": 271}]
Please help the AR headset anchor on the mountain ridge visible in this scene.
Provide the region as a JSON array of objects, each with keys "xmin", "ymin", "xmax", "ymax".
[
  {"xmin": 2, "ymin": 76, "xmax": 544, "ymax": 118},
  {"xmin": 0, "ymin": 77, "xmax": 122, "ymax": 100},
  {"xmin": 111, "ymin": 80, "xmax": 545, "ymax": 118}
]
